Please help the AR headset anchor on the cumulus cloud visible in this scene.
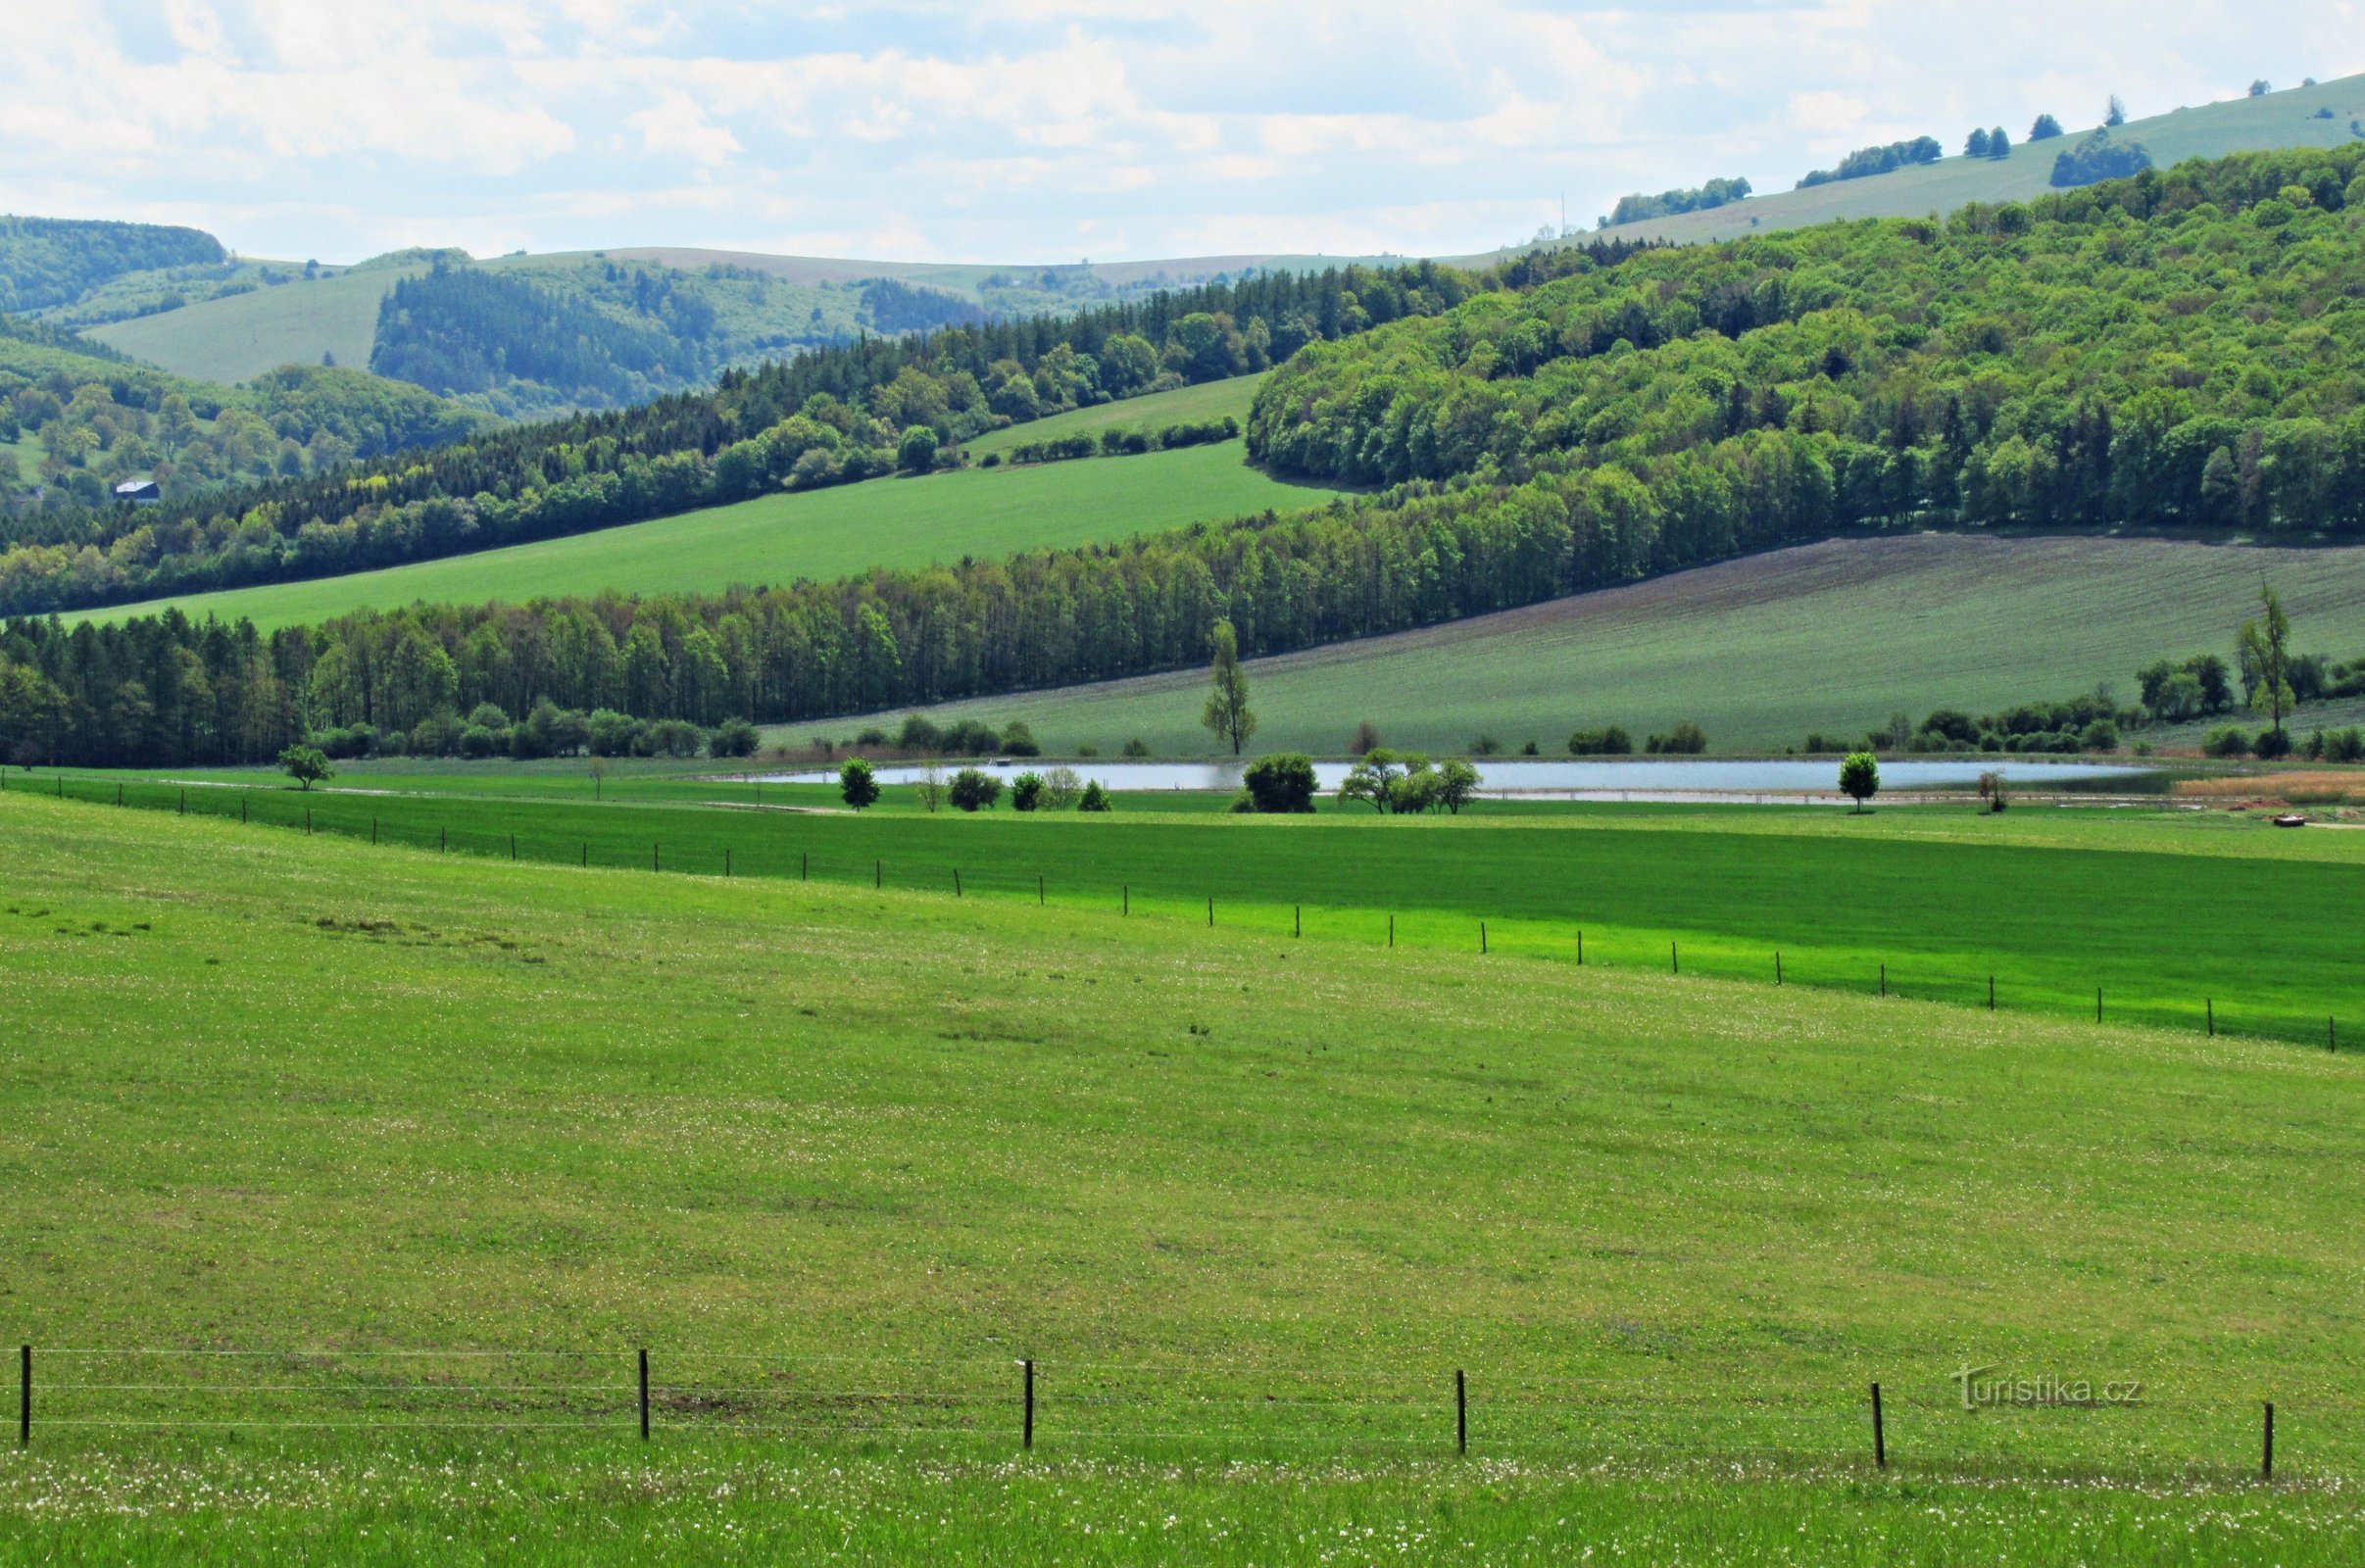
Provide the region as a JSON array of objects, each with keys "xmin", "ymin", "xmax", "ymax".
[{"xmin": 0, "ymin": 0, "xmax": 2356, "ymax": 264}]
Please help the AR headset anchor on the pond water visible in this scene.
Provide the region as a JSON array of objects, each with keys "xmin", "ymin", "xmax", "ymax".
[{"xmin": 753, "ymin": 757, "xmax": 2156, "ymax": 800}]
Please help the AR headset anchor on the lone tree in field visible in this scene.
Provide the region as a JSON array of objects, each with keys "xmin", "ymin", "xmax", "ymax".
[
  {"xmin": 839, "ymin": 757, "xmax": 881, "ymax": 810},
  {"xmin": 278, "ymin": 744, "xmax": 333, "ymax": 791},
  {"xmin": 1839, "ymin": 752, "xmax": 1880, "ymax": 812},
  {"xmin": 1202, "ymin": 618, "xmax": 1256, "ymax": 756},
  {"xmin": 2238, "ymin": 583, "xmax": 2294, "ymax": 749}
]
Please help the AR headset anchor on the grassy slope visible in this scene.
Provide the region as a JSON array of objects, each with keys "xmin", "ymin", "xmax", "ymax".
[
  {"xmin": 53, "ymin": 767, "xmax": 2365, "ymax": 1044},
  {"xmin": 962, "ymin": 372, "xmax": 1264, "ymax": 457},
  {"xmin": 853, "ymin": 535, "xmax": 2365, "ymax": 756},
  {"xmin": 8, "ymin": 791, "xmax": 2365, "ymax": 1439},
  {"xmin": 71, "ymin": 435, "xmax": 1337, "ymax": 629},
  {"xmin": 11, "ymin": 791, "xmax": 2365, "ymax": 1557},
  {"xmin": 1456, "ymin": 74, "xmax": 2365, "ymax": 257}
]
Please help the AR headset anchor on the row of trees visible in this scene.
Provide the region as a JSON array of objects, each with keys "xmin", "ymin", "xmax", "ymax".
[{"xmin": 1796, "ymin": 137, "xmax": 1944, "ymax": 187}]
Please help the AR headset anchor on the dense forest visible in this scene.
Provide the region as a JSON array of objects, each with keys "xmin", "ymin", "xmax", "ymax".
[
  {"xmin": 0, "ymin": 252, "xmax": 1571, "ymax": 613},
  {"xmin": 1248, "ymin": 145, "xmax": 2365, "ymax": 543},
  {"xmin": 0, "ymin": 217, "xmax": 226, "ymax": 315},
  {"xmin": 371, "ymin": 264, "xmax": 711, "ymax": 408}
]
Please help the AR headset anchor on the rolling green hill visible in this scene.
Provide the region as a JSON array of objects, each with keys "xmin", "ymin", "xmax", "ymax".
[
  {"xmin": 1465, "ymin": 74, "xmax": 2365, "ymax": 256},
  {"xmin": 839, "ymin": 534, "xmax": 2365, "ymax": 756},
  {"xmin": 70, "ymin": 430, "xmax": 1338, "ymax": 629},
  {"xmin": 961, "ymin": 371, "xmax": 1264, "ymax": 457}
]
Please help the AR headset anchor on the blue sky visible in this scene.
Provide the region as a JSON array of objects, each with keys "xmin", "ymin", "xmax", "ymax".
[{"xmin": 3, "ymin": 1, "xmax": 2359, "ymax": 266}]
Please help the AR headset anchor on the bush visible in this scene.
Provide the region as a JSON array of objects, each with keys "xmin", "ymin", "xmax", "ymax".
[
  {"xmin": 587, "ymin": 709, "xmax": 643, "ymax": 758},
  {"xmin": 1001, "ymin": 721, "xmax": 1040, "ymax": 758},
  {"xmin": 1121, "ymin": 738, "xmax": 1151, "ymax": 758},
  {"xmin": 854, "ymin": 726, "xmax": 891, "ymax": 748},
  {"xmin": 1519, "ymin": 739, "xmax": 1540, "ymax": 756},
  {"xmin": 1078, "ymin": 780, "xmax": 1112, "ymax": 811},
  {"xmin": 527, "ymin": 701, "xmax": 590, "ymax": 758},
  {"xmin": 1647, "ymin": 721, "xmax": 1707, "ymax": 755},
  {"xmin": 2203, "ymin": 722, "xmax": 2252, "ymax": 759},
  {"xmin": 1010, "ymin": 771, "xmax": 1045, "ymax": 810},
  {"xmin": 1470, "ymin": 734, "xmax": 1501, "ymax": 756},
  {"xmin": 1041, "ymin": 766, "xmax": 1084, "ymax": 808},
  {"xmin": 313, "ymin": 724, "xmax": 375, "ymax": 760},
  {"xmin": 949, "ymin": 767, "xmax": 1003, "ymax": 810},
  {"xmin": 1240, "ymin": 753, "xmax": 1319, "ymax": 812},
  {"xmin": 644, "ymin": 718, "xmax": 704, "ymax": 759},
  {"xmin": 708, "ymin": 717, "xmax": 761, "ymax": 758},
  {"xmin": 1075, "ymin": 743, "xmax": 1099, "ymax": 758},
  {"xmin": 2253, "ymin": 726, "xmax": 2292, "ymax": 760},
  {"xmin": 468, "ymin": 703, "xmax": 510, "ymax": 731},
  {"xmin": 1349, "ymin": 720, "xmax": 1381, "ymax": 756},
  {"xmin": 1568, "ymin": 726, "xmax": 1633, "ymax": 756},
  {"xmin": 409, "ymin": 713, "xmax": 464, "ymax": 757},
  {"xmin": 2328, "ymin": 727, "xmax": 2365, "ymax": 763},
  {"xmin": 897, "ymin": 715, "xmax": 942, "ymax": 753},
  {"xmin": 838, "ymin": 758, "xmax": 880, "ymax": 810},
  {"xmin": 2079, "ymin": 718, "xmax": 2119, "ymax": 752},
  {"xmin": 943, "ymin": 719, "xmax": 1002, "ymax": 756},
  {"xmin": 459, "ymin": 723, "xmax": 500, "ymax": 759}
]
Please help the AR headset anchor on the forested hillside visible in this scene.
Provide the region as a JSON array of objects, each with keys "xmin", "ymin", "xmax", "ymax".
[
  {"xmin": 11, "ymin": 147, "xmax": 2365, "ymax": 767},
  {"xmin": 0, "ymin": 256, "xmax": 1508, "ymax": 613},
  {"xmin": 0, "ymin": 315, "xmax": 486, "ymax": 512},
  {"xmin": 370, "ymin": 264, "xmax": 712, "ymax": 409},
  {"xmin": 0, "ymin": 217, "xmax": 226, "ymax": 315}
]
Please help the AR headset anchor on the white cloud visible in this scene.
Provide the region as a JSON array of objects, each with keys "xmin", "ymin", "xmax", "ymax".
[{"xmin": 0, "ymin": 0, "xmax": 2358, "ymax": 265}]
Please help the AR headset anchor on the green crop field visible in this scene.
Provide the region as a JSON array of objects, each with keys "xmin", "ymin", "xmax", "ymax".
[
  {"xmin": 72, "ymin": 438, "xmax": 1339, "ymax": 630},
  {"xmin": 39, "ymin": 762, "xmax": 2365, "ymax": 1045},
  {"xmin": 6, "ymin": 786, "xmax": 2365, "ymax": 1560},
  {"xmin": 847, "ymin": 534, "xmax": 2365, "ymax": 758},
  {"xmin": 83, "ymin": 264, "xmax": 419, "ymax": 383},
  {"xmin": 1459, "ymin": 74, "xmax": 2365, "ymax": 256}
]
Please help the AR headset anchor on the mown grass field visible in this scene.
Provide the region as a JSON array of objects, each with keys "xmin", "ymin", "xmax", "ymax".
[
  {"xmin": 6, "ymin": 789, "xmax": 2365, "ymax": 1560},
  {"xmin": 74, "ymin": 436, "xmax": 1336, "ymax": 630},
  {"xmin": 44, "ymin": 762, "xmax": 2365, "ymax": 1046},
  {"xmin": 852, "ymin": 534, "xmax": 2365, "ymax": 757},
  {"xmin": 1462, "ymin": 73, "xmax": 2365, "ymax": 256}
]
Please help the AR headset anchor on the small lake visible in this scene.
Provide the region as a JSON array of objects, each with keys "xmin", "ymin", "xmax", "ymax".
[{"xmin": 754, "ymin": 757, "xmax": 2156, "ymax": 800}]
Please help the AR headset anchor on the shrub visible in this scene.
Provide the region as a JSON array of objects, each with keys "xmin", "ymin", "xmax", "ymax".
[
  {"xmin": 854, "ymin": 726, "xmax": 891, "ymax": 748},
  {"xmin": 1349, "ymin": 720, "xmax": 1382, "ymax": 756},
  {"xmin": 1121, "ymin": 738, "xmax": 1151, "ymax": 758},
  {"xmin": 1078, "ymin": 780, "xmax": 1112, "ymax": 811},
  {"xmin": 410, "ymin": 712, "xmax": 464, "ymax": 757},
  {"xmin": 1010, "ymin": 771, "xmax": 1046, "ymax": 810},
  {"xmin": 1471, "ymin": 734, "xmax": 1501, "ymax": 756},
  {"xmin": 2079, "ymin": 718, "xmax": 2119, "ymax": 752},
  {"xmin": 943, "ymin": 719, "xmax": 1002, "ymax": 756},
  {"xmin": 1075, "ymin": 743, "xmax": 1099, "ymax": 758},
  {"xmin": 527, "ymin": 701, "xmax": 591, "ymax": 758},
  {"xmin": 949, "ymin": 767, "xmax": 1003, "ymax": 811},
  {"xmin": 587, "ymin": 710, "xmax": 643, "ymax": 757},
  {"xmin": 468, "ymin": 702, "xmax": 510, "ymax": 732},
  {"xmin": 1648, "ymin": 721, "xmax": 1708, "ymax": 755},
  {"xmin": 709, "ymin": 717, "xmax": 761, "ymax": 758},
  {"xmin": 459, "ymin": 723, "xmax": 500, "ymax": 759},
  {"xmin": 1002, "ymin": 721, "xmax": 1040, "ymax": 758},
  {"xmin": 838, "ymin": 758, "xmax": 880, "ymax": 810},
  {"xmin": 1240, "ymin": 753, "xmax": 1319, "ymax": 812},
  {"xmin": 645, "ymin": 718, "xmax": 704, "ymax": 759},
  {"xmin": 897, "ymin": 715, "xmax": 942, "ymax": 753},
  {"xmin": 2254, "ymin": 726, "xmax": 2292, "ymax": 760},
  {"xmin": 1568, "ymin": 726, "xmax": 1633, "ymax": 756},
  {"xmin": 1519, "ymin": 739, "xmax": 1540, "ymax": 756},
  {"xmin": 1041, "ymin": 766, "xmax": 1083, "ymax": 808},
  {"xmin": 2203, "ymin": 722, "xmax": 2252, "ymax": 759}
]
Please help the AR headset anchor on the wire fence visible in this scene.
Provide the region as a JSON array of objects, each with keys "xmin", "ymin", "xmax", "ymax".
[
  {"xmin": 17, "ymin": 770, "xmax": 2360, "ymax": 1054},
  {"xmin": 13, "ymin": 1347, "xmax": 2364, "ymax": 1479}
]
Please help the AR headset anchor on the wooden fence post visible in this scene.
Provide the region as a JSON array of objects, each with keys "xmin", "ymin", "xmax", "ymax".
[
  {"xmin": 1776, "ymin": 951, "xmax": 1783, "ymax": 986},
  {"xmin": 1389, "ymin": 914, "xmax": 1395, "ymax": 950},
  {"xmin": 1989, "ymin": 976, "xmax": 1995, "ymax": 1011},
  {"xmin": 725, "ymin": 849, "xmax": 732, "ymax": 878},
  {"xmin": 17, "ymin": 1346, "xmax": 25, "ymax": 1447},
  {"xmin": 2207, "ymin": 999, "xmax": 2214, "ymax": 1037},
  {"xmin": 1577, "ymin": 930, "xmax": 1583, "ymax": 966},
  {"xmin": 511, "ymin": 834, "xmax": 517, "ymax": 861},
  {"xmin": 179, "ymin": 790, "xmax": 185, "ymax": 816},
  {"xmin": 1207, "ymin": 896, "xmax": 1213, "ymax": 928},
  {"xmin": 2096, "ymin": 987, "xmax": 2102, "ymax": 1024},
  {"xmin": 1295, "ymin": 906, "xmax": 1302, "ymax": 939},
  {"xmin": 1871, "ymin": 1381, "xmax": 1886, "ymax": 1468},
  {"xmin": 2263, "ymin": 1400, "xmax": 2275, "ymax": 1482},
  {"xmin": 1038, "ymin": 873, "xmax": 1045, "ymax": 906},
  {"xmin": 639, "ymin": 1348, "xmax": 650, "ymax": 1442},
  {"xmin": 875, "ymin": 859, "xmax": 881, "ymax": 889},
  {"xmin": 802, "ymin": 852, "xmax": 808, "ymax": 881},
  {"xmin": 1122, "ymin": 884, "xmax": 1129, "ymax": 916},
  {"xmin": 1671, "ymin": 941, "xmax": 1678, "ymax": 975},
  {"xmin": 955, "ymin": 869, "xmax": 962, "ymax": 898},
  {"xmin": 1481, "ymin": 922, "xmax": 1488, "ymax": 956},
  {"xmin": 1455, "ymin": 1368, "xmax": 1467, "ymax": 1455},
  {"xmin": 1023, "ymin": 1359, "xmax": 1035, "ymax": 1450}
]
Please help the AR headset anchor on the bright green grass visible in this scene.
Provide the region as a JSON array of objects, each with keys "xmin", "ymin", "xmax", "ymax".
[
  {"xmin": 42, "ymin": 765, "xmax": 2365, "ymax": 1045},
  {"xmin": 1460, "ymin": 74, "xmax": 2365, "ymax": 257},
  {"xmin": 8, "ymin": 790, "xmax": 2365, "ymax": 1556},
  {"xmin": 851, "ymin": 534, "xmax": 2365, "ymax": 756},
  {"xmin": 9, "ymin": 1447, "xmax": 2361, "ymax": 1565},
  {"xmin": 84, "ymin": 266, "xmax": 418, "ymax": 383},
  {"xmin": 72, "ymin": 442, "xmax": 1339, "ymax": 630},
  {"xmin": 961, "ymin": 373, "xmax": 1265, "ymax": 457}
]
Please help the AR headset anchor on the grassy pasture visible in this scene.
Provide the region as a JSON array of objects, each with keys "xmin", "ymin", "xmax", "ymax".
[
  {"xmin": 40, "ymin": 766, "xmax": 2365, "ymax": 1047},
  {"xmin": 847, "ymin": 535, "xmax": 2365, "ymax": 757},
  {"xmin": 6, "ymin": 789, "xmax": 2365, "ymax": 1557},
  {"xmin": 72, "ymin": 439, "xmax": 1337, "ymax": 630},
  {"xmin": 961, "ymin": 372, "xmax": 1266, "ymax": 457}
]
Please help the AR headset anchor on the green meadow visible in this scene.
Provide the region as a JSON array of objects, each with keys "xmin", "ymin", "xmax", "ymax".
[
  {"xmin": 40, "ymin": 764, "xmax": 2365, "ymax": 1046},
  {"xmin": 5, "ymin": 786, "xmax": 2365, "ymax": 1559},
  {"xmin": 853, "ymin": 534, "xmax": 2365, "ymax": 756},
  {"xmin": 74, "ymin": 436, "xmax": 1337, "ymax": 630}
]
